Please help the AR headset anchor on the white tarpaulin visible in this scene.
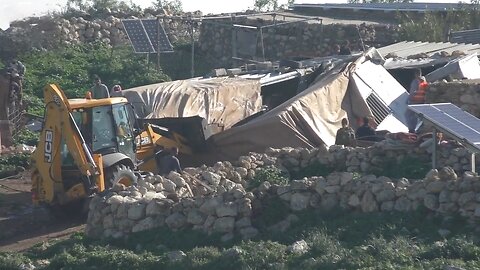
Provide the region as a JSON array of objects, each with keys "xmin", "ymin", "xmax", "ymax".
[
  {"xmin": 120, "ymin": 77, "xmax": 262, "ymax": 132},
  {"xmin": 205, "ymin": 63, "xmax": 372, "ymax": 161}
]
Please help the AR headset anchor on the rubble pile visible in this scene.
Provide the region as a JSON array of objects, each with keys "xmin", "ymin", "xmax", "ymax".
[
  {"xmin": 86, "ymin": 143, "xmax": 479, "ymax": 239},
  {"xmin": 427, "ymin": 81, "xmax": 480, "ymax": 118}
]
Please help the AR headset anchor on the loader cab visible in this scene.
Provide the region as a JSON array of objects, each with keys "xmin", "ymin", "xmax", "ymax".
[{"xmin": 62, "ymin": 98, "xmax": 138, "ymax": 167}]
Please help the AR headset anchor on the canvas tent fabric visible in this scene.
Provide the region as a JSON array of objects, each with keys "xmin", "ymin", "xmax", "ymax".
[
  {"xmin": 206, "ymin": 63, "xmax": 371, "ymax": 161},
  {"xmin": 120, "ymin": 77, "xmax": 262, "ymax": 132}
]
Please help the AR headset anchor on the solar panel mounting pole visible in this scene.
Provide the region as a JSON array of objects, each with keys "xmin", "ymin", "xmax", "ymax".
[
  {"xmin": 190, "ymin": 18, "xmax": 195, "ymax": 78},
  {"xmin": 472, "ymin": 153, "xmax": 476, "ymax": 173},
  {"xmin": 157, "ymin": 18, "xmax": 161, "ymax": 71},
  {"xmin": 432, "ymin": 127, "xmax": 437, "ymax": 170}
]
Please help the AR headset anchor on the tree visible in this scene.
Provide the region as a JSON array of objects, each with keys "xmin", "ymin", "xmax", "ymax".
[
  {"xmin": 397, "ymin": 1, "xmax": 480, "ymax": 42},
  {"xmin": 253, "ymin": 0, "xmax": 279, "ymax": 11},
  {"xmin": 151, "ymin": 0, "xmax": 183, "ymax": 13}
]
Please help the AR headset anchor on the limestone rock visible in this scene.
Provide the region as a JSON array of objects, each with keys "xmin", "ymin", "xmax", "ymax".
[
  {"xmin": 165, "ymin": 212, "xmax": 187, "ymax": 229},
  {"xmin": 213, "ymin": 217, "xmax": 235, "ymax": 233},
  {"xmin": 187, "ymin": 209, "xmax": 206, "ymax": 225},
  {"xmin": 290, "ymin": 192, "xmax": 311, "ymax": 211},
  {"xmin": 216, "ymin": 202, "xmax": 238, "ymax": 217},
  {"xmin": 394, "ymin": 197, "xmax": 411, "ymax": 212},
  {"xmin": 162, "ymin": 179, "xmax": 177, "ymax": 193},
  {"xmin": 348, "ymin": 194, "xmax": 360, "ymax": 207},
  {"xmin": 424, "ymin": 194, "xmax": 438, "ymax": 210},
  {"xmin": 167, "ymin": 250, "xmax": 186, "ymax": 262},
  {"xmin": 132, "ymin": 217, "xmax": 155, "ymax": 233},
  {"xmin": 375, "ymin": 189, "xmax": 396, "ymax": 202},
  {"xmin": 426, "ymin": 181, "xmax": 445, "ymax": 193},
  {"xmin": 202, "ymin": 171, "xmax": 221, "ymax": 187},
  {"xmin": 439, "ymin": 167, "xmax": 457, "ymax": 181},
  {"xmin": 361, "ymin": 190, "xmax": 378, "ymax": 212},
  {"xmin": 127, "ymin": 203, "xmax": 146, "ymax": 220},
  {"xmin": 287, "ymin": 240, "xmax": 309, "ymax": 255},
  {"xmin": 239, "ymin": 226, "xmax": 259, "ymax": 239}
]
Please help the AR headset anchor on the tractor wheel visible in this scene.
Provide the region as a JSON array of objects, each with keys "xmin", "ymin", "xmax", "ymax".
[{"xmin": 107, "ymin": 164, "xmax": 137, "ymax": 188}]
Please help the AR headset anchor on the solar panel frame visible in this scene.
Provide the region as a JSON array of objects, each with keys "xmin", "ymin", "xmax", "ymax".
[
  {"xmin": 122, "ymin": 19, "xmax": 156, "ymax": 53},
  {"xmin": 141, "ymin": 19, "xmax": 174, "ymax": 53},
  {"xmin": 409, "ymin": 103, "xmax": 480, "ymax": 152},
  {"xmin": 122, "ymin": 19, "xmax": 174, "ymax": 54}
]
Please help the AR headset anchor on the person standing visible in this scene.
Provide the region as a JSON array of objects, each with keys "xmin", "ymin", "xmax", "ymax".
[
  {"xmin": 406, "ymin": 69, "xmax": 428, "ymax": 133},
  {"xmin": 158, "ymin": 147, "xmax": 182, "ymax": 176},
  {"xmin": 91, "ymin": 75, "xmax": 110, "ymax": 99},
  {"xmin": 335, "ymin": 118, "xmax": 356, "ymax": 147},
  {"xmin": 110, "ymin": 84, "xmax": 123, "ymax": 97}
]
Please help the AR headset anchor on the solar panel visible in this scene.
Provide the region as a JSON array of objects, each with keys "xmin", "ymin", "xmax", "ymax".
[
  {"xmin": 122, "ymin": 19, "xmax": 155, "ymax": 53},
  {"xmin": 122, "ymin": 19, "xmax": 173, "ymax": 53},
  {"xmin": 409, "ymin": 103, "xmax": 480, "ymax": 150},
  {"xmin": 142, "ymin": 19, "xmax": 174, "ymax": 53}
]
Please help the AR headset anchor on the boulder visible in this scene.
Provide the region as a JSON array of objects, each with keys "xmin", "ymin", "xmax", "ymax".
[
  {"xmin": 213, "ymin": 217, "xmax": 235, "ymax": 233},
  {"xmin": 165, "ymin": 212, "xmax": 187, "ymax": 229},
  {"xmin": 202, "ymin": 171, "xmax": 221, "ymax": 187},
  {"xmin": 287, "ymin": 240, "xmax": 309, "ymax": 255},
  {"xmin": 127, "ymin": 203, "xmax": 146, "ymax": 220},
  {"xmin": 361, "ymin": 190, "xmax": 378, "ymax": 212},
  {"xmin": 290, "ymin": 192, "xmax": 311, "ymax": 211},
  {"xmin": 132, "ymin": 217, "xmax": 156, "ymax": 233},
  {"xmin": 216, "ymin": 202, "xmax": 238, "ymax": 217}
]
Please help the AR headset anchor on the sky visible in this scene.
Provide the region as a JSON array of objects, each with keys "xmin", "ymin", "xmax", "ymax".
[{"xmin": 0, "ymin": 0, "xmax": 461, "ymax": 30}]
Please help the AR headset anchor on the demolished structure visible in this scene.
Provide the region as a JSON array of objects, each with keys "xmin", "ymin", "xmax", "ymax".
[{"xmin": 118, "ymin": 41, "xmax": 480, "ymax": 164}]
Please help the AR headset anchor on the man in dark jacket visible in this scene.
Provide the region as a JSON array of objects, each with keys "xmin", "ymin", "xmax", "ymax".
[
  {"xmin": 158, "ymin": 147, "xmax": 182, "ymax": 176},
  {"xmin": 356, "ymin": 117, "xmax": 376, "ymax": 141}
]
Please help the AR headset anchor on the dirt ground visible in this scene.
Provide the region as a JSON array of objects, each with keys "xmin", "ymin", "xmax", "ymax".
[{"xmin": 0, "ymin": 171, "xmax": 84, "ymax": 252}]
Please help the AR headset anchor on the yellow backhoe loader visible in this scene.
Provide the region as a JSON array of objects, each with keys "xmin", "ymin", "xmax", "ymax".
[{"xmin": 31, "ymin": 84, "xmax": 191, "ymax": 208}]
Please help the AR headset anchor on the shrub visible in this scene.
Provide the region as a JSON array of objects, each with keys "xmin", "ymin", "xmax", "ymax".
[
  {"xmin": 13, "ymin": 129, "xmax": 39, "ymax": 146},
  {"xmin": 249, "ymin": 166, "xmax": 289, "ymax": 190}
]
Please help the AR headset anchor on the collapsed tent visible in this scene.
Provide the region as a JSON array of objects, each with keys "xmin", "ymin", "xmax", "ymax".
[
  {"xmin": 121, "ymin": 77, "xmax": 262, "ymax": 137},
  {"xmin": 205, "ymin": 60, "xmax": 373, "ymax": 161}
]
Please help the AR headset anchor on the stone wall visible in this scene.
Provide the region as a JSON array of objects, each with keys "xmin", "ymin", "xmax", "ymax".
[
  {"xmin": 0, "ymin": 12, "xmax": 198, "ymax": 54},
  {"xmin": 198, "ymin": 18, "xmax": 399, "ymax": 67},
  {"xmin": 2, "ymin": 11, "xmax": 399, "ymax": 69},
  {"xmin": 427, "ymin": 81, "xmax": 480, "ymax": 118},
  {"xmin": 86, "ymin": 142, "xmax": 480, "ymax": 240}
]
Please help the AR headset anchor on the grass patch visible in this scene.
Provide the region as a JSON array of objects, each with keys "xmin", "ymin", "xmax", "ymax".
[{"xmin": 3, "ymin": 209, "xmax": 480, "ymax": 270}]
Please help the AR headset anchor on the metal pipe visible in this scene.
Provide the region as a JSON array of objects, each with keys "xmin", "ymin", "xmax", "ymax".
[
  {"xmin": 472, "ymin": 152, "xmax": 476, "ymax": 173},
  {"xmin": 259, "ymin": 28, "xmax": 265, "ymax": 61},
  {"xmin": 190, "ymin": 21, "xmax": 195, "ymax": 78},
  {"xmin": 432, "ymin": 128, "xmax": 437, "ymax": 169}
]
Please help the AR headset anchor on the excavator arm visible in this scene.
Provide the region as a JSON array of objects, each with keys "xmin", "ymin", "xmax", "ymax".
[{"xmin": 32, "ymin": 84, "xmax": 100, "ymax": 205}]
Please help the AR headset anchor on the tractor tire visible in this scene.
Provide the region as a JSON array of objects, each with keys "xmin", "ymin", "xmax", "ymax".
[{"xmin": 107, "ymin": 164, "xmax": 137, "ymax": 188}]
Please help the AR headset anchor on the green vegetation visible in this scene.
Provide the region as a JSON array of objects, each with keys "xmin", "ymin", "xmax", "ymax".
[
  {"xmin": 21, "ymin": 43, "xmax": 169, "ymax": 100},
  {"xmin": 250, "ymin": 166, "xmax": 289, "ymax": 189},
  {"xmin": 13, "ymin": 129, "xmax": 39, "ymax": 146},
  {"xmin": 0, "ymin": 153, "xmax": 30, "ymax": 178},
  {"xmin": 2, "ymin": 209, "xmax": 479, "ymax": 269},
  {"xmin": 397, "ymin": 1, "xmax": 480, "ymax": 42},
  {"xmin": 368, "ymin": 156, "xmax": 430, "ymax": 180}
]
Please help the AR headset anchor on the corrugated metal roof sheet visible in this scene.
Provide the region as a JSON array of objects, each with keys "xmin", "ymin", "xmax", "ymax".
[
  {"xmin": 377, "ymin": 41, "xmax": 480, "ymax": 58},
  {"xmin": 450, "ymin": 29, "xmax": 480, "ymax": 44},
  {"xmin": 292, "ymin": 2, "xmax": 466, "ymax": 12}
]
